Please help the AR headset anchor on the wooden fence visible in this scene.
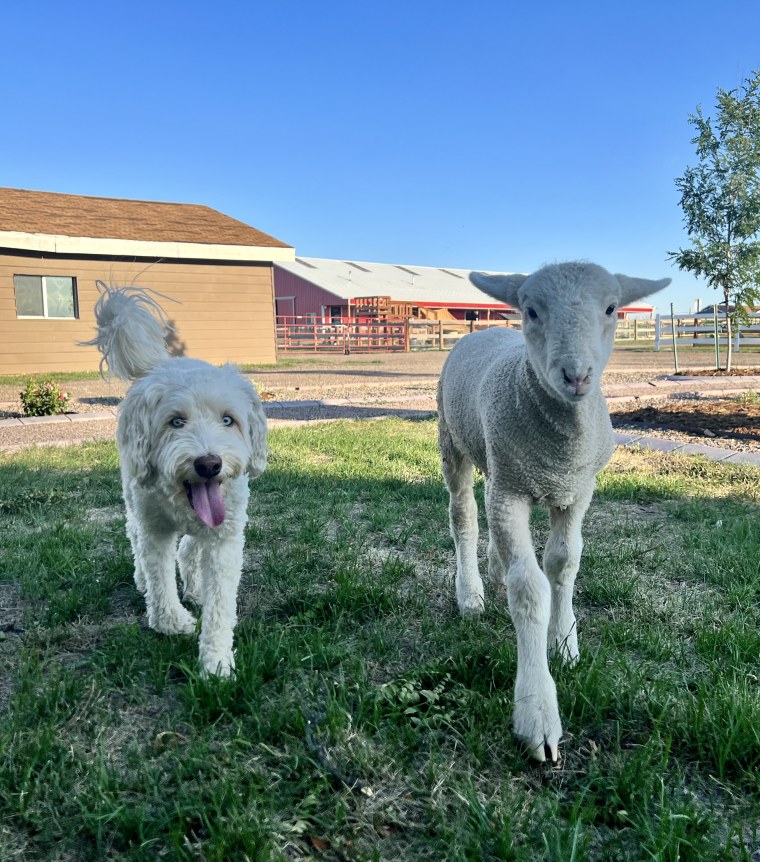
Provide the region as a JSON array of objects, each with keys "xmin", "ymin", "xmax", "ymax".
[
  {"xmin": 654, "ymin": 312, "xmax": 760, "ymax": 352},
  {"xmin": 275, "ymin": 317, "xmax": 522, "ymax": 353},
  {"xmin": 276, "ymin": 318, "xmax": 407, "ymax": 353},
  {"xmin": 275, "ymin": 315, "xmax": 661, "ymax": 353}
]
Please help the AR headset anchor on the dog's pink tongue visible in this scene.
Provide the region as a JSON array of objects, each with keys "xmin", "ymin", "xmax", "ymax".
[{"xmin": 191, "ymin": 480, "xmax": 225, "ymax": 527}]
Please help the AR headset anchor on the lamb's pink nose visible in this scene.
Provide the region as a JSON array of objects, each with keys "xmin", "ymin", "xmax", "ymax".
[
  {"xmin": 194, "ymin": 454, "xmax": 222, "ymax": 478},
  {"xmin": 562, "ymin": 368, "xmax": 592, "ymax": 396}
]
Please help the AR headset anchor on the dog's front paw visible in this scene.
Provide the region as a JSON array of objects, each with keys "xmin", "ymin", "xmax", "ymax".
[
  {"xmin": 148, "ymin": 605, "xmax": 197, "ymax": 636},
  {"xmin": 513, "ymin": 672, "xmax": 562, "ymax": 763}
]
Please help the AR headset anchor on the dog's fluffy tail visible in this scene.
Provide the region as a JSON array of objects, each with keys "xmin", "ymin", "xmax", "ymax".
[{"xmin": 81, "ymin": 281, "xmax": 174, "ymax": 380}]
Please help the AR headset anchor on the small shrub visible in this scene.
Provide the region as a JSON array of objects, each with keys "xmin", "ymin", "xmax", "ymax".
[{"xmin": 19, "ymin": 377, "xmax": 70, "ymax": 417}]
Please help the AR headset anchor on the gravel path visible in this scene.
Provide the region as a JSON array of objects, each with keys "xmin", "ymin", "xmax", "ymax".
[{"xmin": 1, "ymin": 349, "xmax": 759, "ymax": 456}]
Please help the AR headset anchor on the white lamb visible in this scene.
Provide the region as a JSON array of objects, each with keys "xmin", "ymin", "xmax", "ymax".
[{"xmin": 437, "ymin": 262, "xmax": 669, "ymax": 762}]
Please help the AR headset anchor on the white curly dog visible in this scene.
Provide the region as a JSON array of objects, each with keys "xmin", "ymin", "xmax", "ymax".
[{"xmin": 84, "ymin": 284, "xmax": 267, "ymax": 676}]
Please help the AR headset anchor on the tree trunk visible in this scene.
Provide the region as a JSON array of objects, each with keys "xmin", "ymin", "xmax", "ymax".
[{"xmin": 724, "ymin": 290, "xmax": 732, "ymax": 372}]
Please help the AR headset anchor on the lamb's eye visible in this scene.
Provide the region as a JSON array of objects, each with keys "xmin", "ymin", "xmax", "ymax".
[
  {"xmin": 606, "ymin": 305, "xmax": 616, "ymax": 316},
  {"xmin": 526, "ymin": 307, "xmax": 538, "ymax": 320},
  {"xmin": 222, "ymin": 415, "xmax": 234, "ymax": 427},
  {"xmin": 170, "ymin": 417, "xmax": 186, "ymax": 428}
]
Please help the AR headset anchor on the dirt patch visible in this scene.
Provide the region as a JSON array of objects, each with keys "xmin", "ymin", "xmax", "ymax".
[
  {"xmin": 671, "ymin": 368, "xmax": 760, "ymax": 377},
  {"xmin": 610, "ymin": 395, "xmax": 760, "ymax": 451}
]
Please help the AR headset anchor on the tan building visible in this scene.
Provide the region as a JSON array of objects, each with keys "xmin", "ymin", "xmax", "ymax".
[{"xmin": 0, "ymin": 188, "xmax": 294, "ymax": 374}]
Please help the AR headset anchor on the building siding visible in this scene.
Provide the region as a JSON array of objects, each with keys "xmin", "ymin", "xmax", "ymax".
[
  {"xmin": 0, "ymin": 254, "xmax": 277, "ymax": 374},
  {"xmin": 274, "ymin": 269, "xmax": 347, "ymax": 318}
]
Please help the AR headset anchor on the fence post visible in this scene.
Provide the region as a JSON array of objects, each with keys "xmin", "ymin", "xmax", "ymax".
[
  {"xmin": 670, "ymin": 304, "xmax": 679, "ymax": 374},
  {"xmin": 634, "ymin": 319, "xmax": 639, "ymax": 341},
  {"xmin": 438, "ymin": 320, "xmax": 443, "ymax": 350},
  {"xmin": 654, "ymin": 314, "xmax": 661, "ymax": 351},
  {"xmin": 405, "ymin": 320, "xmax": 411, "ymax": 352}
]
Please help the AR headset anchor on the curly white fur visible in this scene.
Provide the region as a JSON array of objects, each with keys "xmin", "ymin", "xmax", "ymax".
[
  {"xmin": 437, "ymin": 261, "xmax": 669, "ymax": 761},
  {"xmin": 87, "ymin": 284, "xmax": 267, "ymax": 676}
]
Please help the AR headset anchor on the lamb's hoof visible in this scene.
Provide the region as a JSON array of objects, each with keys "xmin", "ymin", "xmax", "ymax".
[
  {"xmin": 551, "ymin": 639, "xmax": 580, "ymax": 667},
  {"xmin": 148, "ymin": 607, "xmax": 197, "ymax": 636},
  {"xmin": 550, "ymin": 626, "xmax": 579, "ymax": 666},
  {"xmin": 200, "ymin": 651, "xmax": 235, "ymax": 678},
  {"xmin": 524, "ymin": 737, "xmax": 561, "ymax": 764},
  {"xmin": 458, "ymin": 593, "xmax": 485, "ymax": 617},
  {"xmin": 513, "ymin": 680, "xmax": 562, "ymax": 764},
  {"xmin": 516, "ymin": 721, "xmax": 562, "ymax": 764}
]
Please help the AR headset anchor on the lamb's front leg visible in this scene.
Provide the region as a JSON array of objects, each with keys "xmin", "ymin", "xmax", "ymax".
[
  {"xmin": 139, "ymin": 528, "xmax": 197, "ymax": 635},
  {"xmin": 488, "ymin": 489, "xmax": 560, "ymax": 762},
  {"xmin": 543, "ymin": 489, "xmax": 593, "ymax": 665},
  {"xmin": 196, "ymin": 529, "xmax": 245, "ymax": 677}
]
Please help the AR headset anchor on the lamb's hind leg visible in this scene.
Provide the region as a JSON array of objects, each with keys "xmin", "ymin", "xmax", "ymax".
[
  {"xmin": 440, "ymin": 427, "xmax": 483, "ymax": 615},
  {"xmin": 543, "ymin": 489, "xmax": 593, "ymax": 665},
  {"xmin": 487, "ymin": 487, "xmax": 560, "ymax": 762},
  {"xmin": 486, "ymin": 478, "xmax": 508, "ymax": 599}
]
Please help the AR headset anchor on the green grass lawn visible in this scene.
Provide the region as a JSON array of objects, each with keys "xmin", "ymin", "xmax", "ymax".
[{"xmin": 0, "ymin": 420, "xmax": 758, "ymax": 861}]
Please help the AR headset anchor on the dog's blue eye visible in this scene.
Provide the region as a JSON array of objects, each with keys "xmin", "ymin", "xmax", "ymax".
[
  {"xmin": 527, "ymin": 307, "xmax": 538, "ymax": 320},
  {"xmin": 222, "ymin": 415, "xmax": 234, "ymax": 427},
  {"xmin": 606, "ymin": 304, "xmax": 616, "ymax": 316},
  {"xmin": 170, "ymin": 417, "xmax": 186, "ymax": 428}
]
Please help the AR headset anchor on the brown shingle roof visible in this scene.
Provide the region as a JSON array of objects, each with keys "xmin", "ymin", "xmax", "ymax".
[{"xmin": 0, "ymin": 187, "xmax": 292, "ymax": 249}]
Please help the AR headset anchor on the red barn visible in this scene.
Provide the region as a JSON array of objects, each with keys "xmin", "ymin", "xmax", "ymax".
[{"xmin": 274, "ymin": 257, "xmax": 655, "ymax": 323}]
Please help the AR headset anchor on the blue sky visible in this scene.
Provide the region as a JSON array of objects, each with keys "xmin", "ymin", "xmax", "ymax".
[{"xmin": 2, "ymin": 0, "xmax": 759, "ymax": 312}]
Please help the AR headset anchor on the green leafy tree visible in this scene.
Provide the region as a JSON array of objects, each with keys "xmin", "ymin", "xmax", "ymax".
[{"xmin": 669, "ymin": 71, "xmax": 760, "ymax": 371}]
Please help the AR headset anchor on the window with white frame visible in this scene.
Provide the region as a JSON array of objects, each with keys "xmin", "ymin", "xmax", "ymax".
[{"xmin": 14, "ymin": 275, "xmax": 78, "ymax": 319}]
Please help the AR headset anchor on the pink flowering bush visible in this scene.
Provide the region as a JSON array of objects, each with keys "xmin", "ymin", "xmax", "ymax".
[{"xmin": 19, "ymin": 377, "xmax": 70, "ymax": 417}]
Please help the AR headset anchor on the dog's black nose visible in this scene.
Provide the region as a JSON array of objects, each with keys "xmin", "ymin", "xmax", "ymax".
[{"xmin": 194, "ymin": 454, "xmax": 222, "ymax": 479}]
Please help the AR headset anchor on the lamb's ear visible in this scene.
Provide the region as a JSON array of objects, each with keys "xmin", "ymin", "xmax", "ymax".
[
  {"xmin": 469, "ymin": 272, "xmax": 530, "ymax": 308},
  {"xmin": 615, "ymin": 275, "xmax": 671, "ymax": 306},
  {"xmin": 245, "ymin": 388, "xmax": 268, "ymax": 479},
  {"xmin": 116, "ymin": 388, "xmax": 156, "ymax": 485}
]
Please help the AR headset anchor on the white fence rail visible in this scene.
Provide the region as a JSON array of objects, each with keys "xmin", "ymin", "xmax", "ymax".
[
  {"xmin": 615, "ymin": 319, "xmax": 656, "ymax": 340},
  {"xmin": 654, "ymin": 312, "xmax": 760, "ymax": 352}
]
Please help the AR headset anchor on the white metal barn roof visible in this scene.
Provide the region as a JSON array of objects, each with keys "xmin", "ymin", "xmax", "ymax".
[
  {"xmin": 275, "ymin": 257, "xmax": 657, "ymax": 313},
  {"xmin": 275, "ymin": 257, "xmax": 511, "ymax": 307}
]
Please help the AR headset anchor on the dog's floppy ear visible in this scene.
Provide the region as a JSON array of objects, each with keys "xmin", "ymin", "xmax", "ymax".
[
  {"xmin": 116, "ymin": 384, "xmax": 157, "ymax": 485},
  {"xmin": 245, "ymin": 387, "xmax": 268, "ymax": 478}
]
